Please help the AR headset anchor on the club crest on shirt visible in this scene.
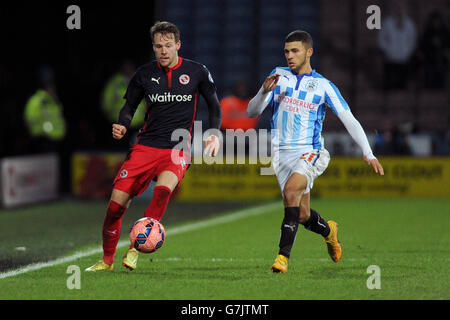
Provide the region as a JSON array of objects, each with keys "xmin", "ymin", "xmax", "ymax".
[
  {"xmin": 120, "ymin": 169, "xmax": 128, "ymax": 178},
  {"xmin": 303, "ymin": 79, "xmax": 318, "ymax": 92},
  {"xmin": 179, "ymin": 74, "xmax": 190, "ymax": 85}
]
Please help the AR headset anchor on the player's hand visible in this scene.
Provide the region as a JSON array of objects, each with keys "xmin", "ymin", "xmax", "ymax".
[
  {"xmin": 262, "ymin": 74, "xmax": 280, "ymax": 93},
  {"xmin": 364, "ymin": 155, "xmax": 384, "ymax": 176},
  {"xmin": 112, "ymin": 124, "xmax": 127, "ymax": 140},
  {"xmin": 204, "ymin": 135, "xmax": 220, "ymax": 157}
]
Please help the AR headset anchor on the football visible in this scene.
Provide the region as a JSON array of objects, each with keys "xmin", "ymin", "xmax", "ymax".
[{"xmin": 129, "ymin": 217, "xmax": 165, "ymax": 253}]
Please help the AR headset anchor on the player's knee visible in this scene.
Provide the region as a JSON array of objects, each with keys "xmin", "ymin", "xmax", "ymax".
[
  {"xmin": 111, "ymin": 188, "xmax": 133, "ymax": 208},
  {"xmin": 283, "ymin": 186, "xmax": 304, "ymax": 206}
]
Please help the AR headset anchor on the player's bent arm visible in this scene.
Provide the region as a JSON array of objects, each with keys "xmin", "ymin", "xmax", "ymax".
[
  {"xmin": 117, "ymin": 101, "xmax": 136, "ymax": 130},
  {"xmin": 117, "ymin": 84, "xmax": 145, "ymax": 129},
  {"xmin": 204, "ymin": 91, "xmax": 222, "ymax": 130},
  {"xmin": 204, "ymin": 94, "xmax": 222, "ymax": 157},
  {"xmin": 337, "ymin": 109, "xmax": 375, "ymax": 160},
  {"xmin": 117, "ymin": 72, "xmax": 145, "ymax": 130},
  {"xmin": 247, "ymin": 86, "xmax": 271, "ymax": 118},
  {"xmin": 199, "ymin": 75, "xmax": 222, "ymax": 157},
  {"xmin": 198, "ymin": 65, "xmax": 222, "ymax": 130}
]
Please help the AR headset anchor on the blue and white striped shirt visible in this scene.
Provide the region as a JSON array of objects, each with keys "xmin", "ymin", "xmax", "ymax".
[{"xmin": 264, "ymin": 67, "xmax": 349, "ymax": 151}]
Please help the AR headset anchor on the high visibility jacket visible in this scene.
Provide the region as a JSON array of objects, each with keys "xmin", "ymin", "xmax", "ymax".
[
  {"xmin": 24, "ymin": 89, "xmax": 66, "ymax": 141},
  {"xmin": 101, "ymin": 73, "xmax": 146, "ymax": 129},
  {"xmin": 220, "ymin": 95, "xmax": 258, "ymax": 131}
]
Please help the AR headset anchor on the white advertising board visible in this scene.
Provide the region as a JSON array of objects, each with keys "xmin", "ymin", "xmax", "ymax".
[{"xmin": 0, "ymin": 154, "xmax": 59, "ymax": 207}]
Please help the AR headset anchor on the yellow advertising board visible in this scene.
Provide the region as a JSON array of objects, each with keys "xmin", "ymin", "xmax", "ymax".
[
  {"xmin": 71, "ymin": 152, "xmax": 450, "ymax": 200},
  {"xmin": 176, "ymin": 157, "xmax": 450, "ymax": 201},
  {"xmin": 313, "ymin": 157, "xmax": 450, "ymax": 198},
  {"xmin": 177, "ymin": 161, "xmax": 281, "ymax": 201}
]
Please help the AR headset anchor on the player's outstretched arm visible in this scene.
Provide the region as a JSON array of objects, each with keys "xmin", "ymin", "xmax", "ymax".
[
  {"xmin": 337, "ymin": 110, "xmax": 384, "ymax": 176},
  {"xmin": 247, "ymin": 74, "xmax": 280, "ymax": 118},
  {"xmin": 112, "ymin": 123, "xmax": 127, "ymax": 140}
]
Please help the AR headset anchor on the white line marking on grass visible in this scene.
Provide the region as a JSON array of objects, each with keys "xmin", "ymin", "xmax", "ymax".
[
  {"xmin": 151, "ymin": 257, "xmax": 370, "ymax": 263},
  {"xmin": 150, "ymin": 257, "xmax": 267, "ymax": 263},
  {"xmin": 0, "ymin": 201, "xmax": 280, "ymax": 279}
]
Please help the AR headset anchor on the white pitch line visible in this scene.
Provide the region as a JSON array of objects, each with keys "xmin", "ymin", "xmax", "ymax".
[{"xmin": 0, "ymin": 201, "xmax": 280, "ymax": 280}]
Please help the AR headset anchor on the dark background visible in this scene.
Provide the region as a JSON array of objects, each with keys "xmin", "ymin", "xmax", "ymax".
[
  {"xmin": 1, "ymin": 2, "xmax": 158, "ymax": 155},
  {"xmin": 1, "ymin": 0, "xmax": 449, "ymax": 193}
]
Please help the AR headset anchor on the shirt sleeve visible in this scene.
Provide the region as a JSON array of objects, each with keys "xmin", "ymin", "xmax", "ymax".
[
  {"xmin": 247, "ymin": 85, "xmax": 273, "ymax": 117},
  {"xmin": 117, "ymin": 70, "xmax": 145, "ymax": 129},
  {"xmin": 247, "ymin": 68, "xmax": 276, "ymax": 117},
  {"xmin": 337, "ymin": 109, "xmax": 375, "ymax": 159},
  {"xmin": 324, "ymin": 80, "xmax": 375, "ymax": 159},
  {"xmin": 323, "ymin": 80, "xmax": 350, "ymax": 116},
  {"xmin": 198, "ymin": 65, "xmax": 222, "ymax": 130}
]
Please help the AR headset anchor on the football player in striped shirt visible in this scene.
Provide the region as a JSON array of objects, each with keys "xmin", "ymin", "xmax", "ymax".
[{"xmin": 247, "ymin": 30, "xmax": 384, "ymax": 273}]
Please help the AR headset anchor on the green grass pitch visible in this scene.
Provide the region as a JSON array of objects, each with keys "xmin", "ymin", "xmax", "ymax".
[{"xmin": 0, "ymin": 198, "xmax": 449, "ymax": 300}]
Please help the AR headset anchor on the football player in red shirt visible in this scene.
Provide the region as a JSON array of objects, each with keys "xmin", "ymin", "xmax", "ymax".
[{"xmin": 86, "ymin": 21, "xmax": 221, "ymax": 272}]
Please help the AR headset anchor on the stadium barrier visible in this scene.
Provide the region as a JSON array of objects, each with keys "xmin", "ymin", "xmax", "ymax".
[
  {"xmin": 177, "ymin": 157, "xmax": 450, "ymax": 200},
  {"xmin": 71, "ymin": 152, "xmax": 450, "ymax": 200},
  {"xmin": 0, "ymin": 153, "xmax": 59, "ymax": 208},
  {"xmin": 311, "ymin": 157, "xmax": 450, "ymax": 198},
  {"xmin": 71, "ymin": 152, "xmax": 126, "ymax": 199}
]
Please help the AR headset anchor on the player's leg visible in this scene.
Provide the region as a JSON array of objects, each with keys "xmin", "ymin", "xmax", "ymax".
[
  {"xmin": 123, "ymin": 169, "xmax": 182, "ymax": 271},
  {"xmin": 111, "ymin": 187, "xmax": 133, "ymax": 208},
  {"xmin": 279, "ymin": 172, "xmax": 307, "ymax": 255},
  {"xmin": 87, "ymin": 145, "xmax": 157, "ymax": 272},
  {"xmin": 298, "ymin": 192, "xmax": 330, "ymax": 237},
  {"xmin": 143, "ymin": 170, "xmax": 179, "ymax": 220},
  {"xmin": 298, "ymin": 187, "xmax": 341, "ymax": 263},
  {"xmin": 85, "ymin": 189, "xmax": 133, "ymax": 271},
  {"xmin": 102, "ymin": 189, "xmax": 133, "ymax": 263},
  {"xmin": 271, "ymin": 172, "xmax": 307, "ymax": 273},
  {"xmin": 297, "ymin": 150, "xmax": 341, "ymax": 262}
]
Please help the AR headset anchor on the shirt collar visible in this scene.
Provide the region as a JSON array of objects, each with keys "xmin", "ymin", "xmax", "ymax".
[
  {"xmin": 157, "ymin": 57, "xmax": 183, "ymax": 72},
  {"xmin": 292, "ymin": 68, "xmax": 315, "ymax": 77}
]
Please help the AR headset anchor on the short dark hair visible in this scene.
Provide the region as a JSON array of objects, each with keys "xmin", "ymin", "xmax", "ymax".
[
  {"xmin": 285, "ymin": 30, "xmax": 313, "ymax": 48},
  {"xmin": 150, "ymin": 21, "xmax": 180, "ymax": 43}
]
